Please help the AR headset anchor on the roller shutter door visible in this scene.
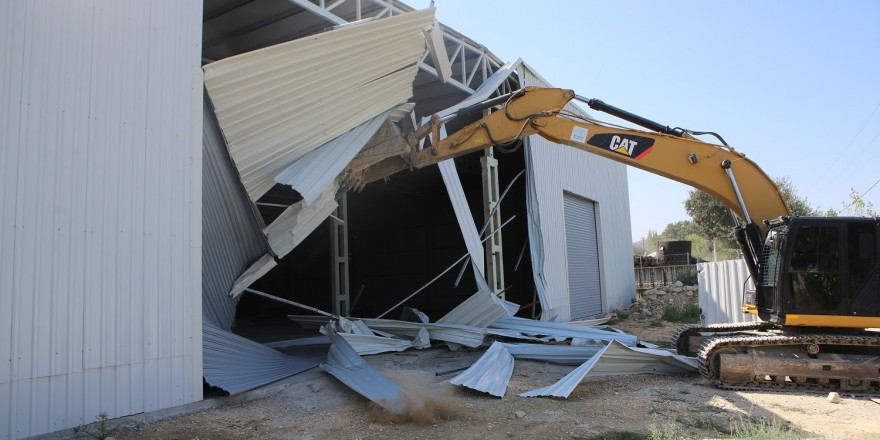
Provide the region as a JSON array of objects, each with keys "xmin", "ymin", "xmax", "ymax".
[{"xmin": 564, "ymin": 193, "xmax": 602, "ymax": 318}]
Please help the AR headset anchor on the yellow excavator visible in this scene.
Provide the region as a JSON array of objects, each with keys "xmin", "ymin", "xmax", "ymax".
[{"xmin": 345, "ymin": 87, "xmax": 880, "ymax": 393}]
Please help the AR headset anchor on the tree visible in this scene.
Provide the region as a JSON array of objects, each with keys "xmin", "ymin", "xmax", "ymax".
[
  {"xmin": 683, "ymin": 176, "xmax": 813, "ymax": 261},
  {"xmin": 633, "ymin": 229, "xmax": 661, "ymax": 256},
  {"xmin": 684, "ymin": 190, "xmax": 736, "ymax": 261},
  {"xmin": 774, "ymin": 176, "xmax": 815, "ymax": 216},
  {"xmin": 838, "ymin": 188, "xmax": 877, "ymax": 217},
  {"xmin": 661, "ymin": 220, "xmax": 699, "ymax": 241}
]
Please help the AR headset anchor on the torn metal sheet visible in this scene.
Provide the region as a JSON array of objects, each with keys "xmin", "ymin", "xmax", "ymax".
[
  {"xmin": 329, "ymin": 333, "xmax": 419, "ymax": 356},
  {"xmin": 263, "ymin": 183, "xmax": 339, "ymax": 258},
  {"xmin": 203, "ymin": 9, "xmax": 436, "ymax": 202},
  {"xmin": 436, "ymin": 290, "xmax": 517, "ymax": 328},
  {"xmin": 229, "ymin": 254, "xmax": 277, "ymax": 299},
  {"xmin": 489, "ymin": 316, "xmax": 639, "ymax": 346},
  {"xmin": 450, "ymin": 342, "xmax": 513, "ymax": 397},
  {"xmin": 520, "ymin": 340, "xmax": 698, "ymax": 398},
  {"xmin": 358, "ymin": 318, "xmax": 486, "ymax": 348},
  {"xmin": 202, "ymin": 91, "xmax": 270, "ymax": 330},
  {"xmin": 502, "ymin": 343, "xmax": 604, "ymax": 366},
  {"xmin": 320, "ymin": 327, "xmax": 407, "ymax": 414},
  {"xmin": 438, "ymin": 153, "xmax": 485, "ymax": 278},
  {"xmin": 433, "ymin": 58, "xmax": 523, "ymax": 120},
  {"xmin": 424, "ymin": 20, "xmax": 452, "ymax": 83},
  {"xmin": 275, "ymin": 110, "xmax": 392, "ymax": 206},
  {"xmin": 321, "ymin": 322, "xmax": 430, "ymax": 356},
  {"xmin": 202, "ymin": 323, "xmax": 323, "ymax": 395}
]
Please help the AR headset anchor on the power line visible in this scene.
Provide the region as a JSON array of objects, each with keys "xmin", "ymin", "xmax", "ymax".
[
  {"xmin": 823, "ymin": 100, "xmax": 879, "ymax": 175},
  {"xmin": 815, "ymin": 100, "xmax": 880, "ymax": 195}
]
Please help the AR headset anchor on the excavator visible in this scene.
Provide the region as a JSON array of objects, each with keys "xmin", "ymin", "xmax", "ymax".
[{"xmin": 343, "ymin": 86, "xmax": 880, "ymax": 393}]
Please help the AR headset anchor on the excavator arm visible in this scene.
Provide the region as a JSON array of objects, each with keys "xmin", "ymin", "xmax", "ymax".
[{"xmin": 353, "ymin": 87, "xmax": 789, "ymax": 236}]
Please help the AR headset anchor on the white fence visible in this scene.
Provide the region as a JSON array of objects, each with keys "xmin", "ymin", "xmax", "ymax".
[{"xmin": 697, "ymin": 259, "xmax": 761, "ymax": 325}]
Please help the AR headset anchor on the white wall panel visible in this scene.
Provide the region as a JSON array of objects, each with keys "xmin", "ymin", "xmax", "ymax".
[
  {"xmin": 0, "ymin": 1, "xmax": 203, "ymax": 438},
  {"xmin": 522, "ymin": 65, "xmax": 635, "ymax": 322}
]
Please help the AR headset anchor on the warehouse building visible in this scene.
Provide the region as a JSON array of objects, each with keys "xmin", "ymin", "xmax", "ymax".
[{"xmin": 0, "ymin": 1, "xmax": 633, "ymax": 437}]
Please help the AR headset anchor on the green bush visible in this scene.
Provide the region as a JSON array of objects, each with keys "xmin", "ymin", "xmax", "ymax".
[
  {"xmin": 661, "ymin": 304, "xmax": 701, "ymax": 323},
  {"xmin": 675, "ymin": 271, "xmax": 698, "ymax": 286}
]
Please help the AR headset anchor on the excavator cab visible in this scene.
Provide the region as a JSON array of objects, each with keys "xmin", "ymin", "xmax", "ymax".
[{"xmin": 756, "ymin": 217, "xmax": 880, "ymax": 327}]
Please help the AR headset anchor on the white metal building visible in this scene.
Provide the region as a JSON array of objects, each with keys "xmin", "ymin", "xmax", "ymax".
[
  {"xmin": 1, "ymin": 1, "xmax": 203, "ymax": 438},
  {"xmin": 1, "ymin": 1, "xmax": 634, "ymax": 438}
]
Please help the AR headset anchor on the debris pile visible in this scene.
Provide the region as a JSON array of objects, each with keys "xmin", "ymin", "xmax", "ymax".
[
  {"xmin": 628, "ymin": 281, "xmax": 699, "ymax": 320},
  {"xmin": 301, "ymin": 290, "xmax": 698, "ymax": 409}
]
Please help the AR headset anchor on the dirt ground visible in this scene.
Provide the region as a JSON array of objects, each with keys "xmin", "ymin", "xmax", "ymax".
[{"xmin": 102, "ymin": 318, "xmax": 880, "ymax": 440}]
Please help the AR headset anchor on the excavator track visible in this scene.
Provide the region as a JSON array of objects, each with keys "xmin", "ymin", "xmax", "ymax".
[
  {"xmin": 697, "ymin": 332, "xmax": 880, "ymax": 395},
  {"xmin": 672, "ymin": 321, "xmax": 776, "ymax": 356}
]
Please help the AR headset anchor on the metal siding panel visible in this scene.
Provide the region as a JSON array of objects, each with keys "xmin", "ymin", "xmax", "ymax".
[
  {"xmin": 202, "ymin": 323, "xmax": 323, "ymax": 395},
  {"xmin": 522, "ymin": 65, "xmax": 634, "ymax": 322},
  {"xmin": 564, "ymin": 195, "xmax": 602, "ymax": 318},
  {"xmin": 203, "ymin": 9, "xmax": 434, "ymax": 201},
  {"xmin": 202, "ymin": 93, "xmax": 270, "ymax": 330},
  {"xmin": 275, "ymin": 110, "xmax": 392, "ymax": 206},
  {"xmin": 0, "ymin": 0, "xmax": 23, "ymax": 390},
  {"xmin": 0, "ymin": 1, "xmax": 203, "ymax": 438}
]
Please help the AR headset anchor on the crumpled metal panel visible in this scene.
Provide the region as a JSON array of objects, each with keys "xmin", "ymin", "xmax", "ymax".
[
  {"xmin": 275, "ymin": 110, "xmax": 392, "ymax": 206},
  {"xmin": 264, "ymin": 183, "xmax": 340, "ymax": 258},
  {"xmin": 321, "ymin": 322, "xmax": 430, "ymax": 356},
  {"xmin": 450, "ymin": 342, "xmax": 514, "ymax": 397},
  {"xmin": 229, "ymin": 253, "xmax": 277, "ymax": 298},
  {"xmin": 520, "ymin": 340, "xmax": 698, "ymax": 398},
  {"xmin": 202, "ymin": 92, "xmax": 270, "ymax": 329},
  {"xmin": 436, "ymin": 290, "xmax": 517, "ymax": 328},
  {"xmin": 321, "ymin": 327, "xmax": 406, "ymax": 414},
  {"xmin": 202, "ymin": 323, "xmax": 323, "ymax": 395},
  {"xmin": 489, "ymin": 316, "xmax": 639, "ymax": 346},
  {"xmin": 503, "ymin": 343, "xmax": 603, "ymax": 366},
  {"xmin": 357, "ymin": 318, "xmax": 486, "ymax": 348},
  {"xmin": 203, "ymin": 9, "xmax": 435, "ymax": 202},
  {"xmin": 331, "ymin": 333, "xmax": 416, "ymax": 356}
]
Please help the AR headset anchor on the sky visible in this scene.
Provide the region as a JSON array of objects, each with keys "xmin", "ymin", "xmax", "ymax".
[{"xmin": 407, "ymin": 0, "xmax": 880, "ymax": 242}]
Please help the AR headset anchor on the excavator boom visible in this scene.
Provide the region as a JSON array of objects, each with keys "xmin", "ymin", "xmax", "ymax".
[{"xmin": 353, "ymin": 87, "xmax": 789, "ymax": 237}]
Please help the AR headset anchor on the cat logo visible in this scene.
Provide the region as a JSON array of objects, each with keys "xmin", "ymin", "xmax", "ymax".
[{"xmin": 587, "ymin": 133, "xmax": 655, "ymax": 160}]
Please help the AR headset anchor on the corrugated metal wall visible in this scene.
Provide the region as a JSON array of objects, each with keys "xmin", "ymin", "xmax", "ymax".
[
  {"xmin": 0, "ymin": 1, "xmax": 203, "ymax": 438},
  {"xmin": 202, "ymin": 93, "xmax": 269, "ymax": 330},
  {"xmin": 698, "ymin": 259, "xmax": 760, "ymax": 325},
  {"xmin": 522, "ymin": 66, "xmax": 636, "ymax": 322}
]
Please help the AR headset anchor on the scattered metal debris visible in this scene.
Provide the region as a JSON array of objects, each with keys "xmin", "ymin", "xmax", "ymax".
[
  {"xmin": 320, "ymin": 326, "xmax": 407, "ymax": 414},
  {"xmin": 449, "ymin": 342, "xmax": 514, "ymax": 397},
  {"xmin": 520, "ymin": 340, "xmax": 698, "ymax": 398},
  {"xmin": 489, "ymin": 315, "xmax": 639, "ymax": 346}
]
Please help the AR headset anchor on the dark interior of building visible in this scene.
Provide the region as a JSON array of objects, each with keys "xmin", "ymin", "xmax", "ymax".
[{"xmin": 234, "ymin": 146, "xmax": 536, "ymax": 335}]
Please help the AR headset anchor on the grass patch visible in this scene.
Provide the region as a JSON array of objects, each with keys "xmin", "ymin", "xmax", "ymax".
[
  {"xmin": 729, "ymin": 416, "xmax": 803, "ymax": 439},
  {"xmin": 661, "ymin": 304, "xmax": 701, "ymax": 323},
  {"xmin": 648, "ymin": 320, "xmax": 664, "ymax": 327},
  {"xmin": 646, "ymin": 419, "xmax": 686, "ymax": 440},
  {"xmin": 607, "ymin": 317, "xmax": 620, "ymax": 325}
]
